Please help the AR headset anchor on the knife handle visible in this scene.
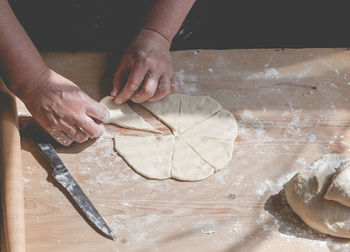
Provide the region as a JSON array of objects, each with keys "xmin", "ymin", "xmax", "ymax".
[{"xmin": 36, "ymin": 143, "xmax": 68, "ymax": 175}]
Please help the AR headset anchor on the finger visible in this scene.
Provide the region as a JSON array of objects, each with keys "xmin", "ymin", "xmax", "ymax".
[
  {"xmin": 57, "ymin": 119, "xmax": 77, "ymax": 136},
  {"xmin": 58, "ymin": 120, "xmax": 89, "ymax": 144},
  {"xmin": 77, "ymin": 115, "xmax": 105, "ymax": 138},
  {"xmin": 86, "ymin": 100, "xmax": 110, "ymax": 123},
  {"xmin": 112, "ymin": 66, "xmax": 130, "ymax": 97},
  {"xmin": 148, "ymin": 74, "xmax": 171, "ymax": 102},
  {"xmin": 72, "ymin": 126, "xmax": 89, "ymax": 143},
  {"xmin": 49, "ymin": 128, "xmax": 73, "ymax": 146},
  {"xmin": 131, "ymin": 72, "xmax": 159, "ymax": 103},
  {"xmin": 43, "ymin": 114, "xmax": 73, "ymax": 146},
  {"xmin": 114, "ymin": 63, "xmax": 148, "ymax": 105}
]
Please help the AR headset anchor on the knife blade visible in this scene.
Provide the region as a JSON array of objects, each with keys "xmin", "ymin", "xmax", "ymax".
[{"xmin": 31, "ymin": 126, "xmax": 116, "ymax": 240}]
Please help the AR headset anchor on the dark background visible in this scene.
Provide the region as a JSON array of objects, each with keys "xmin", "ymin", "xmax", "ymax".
[{"xmin": 8, "ymin": 0, "xmax": 350, "ymax": 53}]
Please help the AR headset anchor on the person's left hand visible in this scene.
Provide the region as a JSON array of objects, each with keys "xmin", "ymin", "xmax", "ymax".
[{"xmin": 111, "ymin": 29, "xmax": 178, "ymax": 104}]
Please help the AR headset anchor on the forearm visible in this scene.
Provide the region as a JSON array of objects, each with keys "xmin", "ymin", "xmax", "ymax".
[
  {"xmin": 142, "ymin": 0, "xmax": 196, "ymax": 43},
  {"xmin": 0, "ymin": 0, "xmax": 48, "ymax": 97}
]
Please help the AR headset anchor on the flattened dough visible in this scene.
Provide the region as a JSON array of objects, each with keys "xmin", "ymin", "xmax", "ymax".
[
  {"xmin": 114, "ymin": 94, "xmax": 237, "ymax": 181},
  {"xmin": 182, "ymin": 109, "xmax": 238, "ymax": 140},
  {"xmin": 114, "ymin": 135, "xmax": 174, "ymax": 180},
  {"xmin": 178, "ymin": 95, "xmax": 222, "ymax": 133},
  {"xmin": 171, "ymin": 137, "xmax": 214, "ymax": 181},
  {"xmin": 325, "ymin": 161, "xmax": 350, "ymax": 208},
  {"xmin": 141, "ymin": 94, "xmax": 180, "ymax": 131},
  {"xmin": 182, "ymin": 136, "xmax": 234, "ymax": 171},
  {"xmin": 100, "ymin": 96, "xmax": 160, "ymax": 133},
  {"xmin": 284, "ymin": 154, "xmax": 350, "ymax": 238}
]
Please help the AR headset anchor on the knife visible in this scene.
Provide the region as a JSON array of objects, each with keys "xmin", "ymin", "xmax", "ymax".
[{"xmin": 29, "ymin": 125, "xmax": 116, "ymax": 240}]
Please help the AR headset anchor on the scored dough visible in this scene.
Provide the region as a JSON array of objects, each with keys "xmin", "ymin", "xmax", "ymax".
[
  {"xmin": 182, "ymin": 136, "xmax": 234, "ymax": 172},
  {"xmin": 178, "ymin": 95, "xmax": 222, "ymax": 133},
  {"xmin": 141, "ymin": 94, "xmax": 181, "ymax": 131},
  {"xmin": 182, "ymin": 109, "xmax": 238, "ymax": 140},
  {"xmin": 171, "ymin": 137, "xmax": 215, "ymax": 181},
  {"xmin": 114, "ymin": 135, "xmax": 217, "ymax": 181},
  {"xmin": 284, "ymin": 154, "xmax": 350, "ymax": 238},
  {"xmin": 114, "ymin": 135, "xmax": 174, "ymax": 180},
  {"xmin": 113, "ymin": 94, "xmax": 238, "ymax": 181},
  {"xmin": 100, "ymin": 96, "xmax": 160, "ymax": 133}
]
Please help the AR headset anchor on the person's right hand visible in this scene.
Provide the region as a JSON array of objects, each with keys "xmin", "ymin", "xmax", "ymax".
[{"xmin": 20, "ymin": 69, "xmax": 109, "ymax": 146}]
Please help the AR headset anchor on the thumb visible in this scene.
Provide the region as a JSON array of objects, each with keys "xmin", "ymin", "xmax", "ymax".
[{"xmin": 112, "ymin": 65, "xmax": 129, "ymax": 97}]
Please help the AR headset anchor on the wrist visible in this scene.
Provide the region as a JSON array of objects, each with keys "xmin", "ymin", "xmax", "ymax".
[
  {"xmin": 141, "ymin": 27, "xmax": 172, "ymax": 44},
  {"xmin": 12, "ymin": 66, "xmax": 51, "ymax": 101},
  {"xmin": 137, "ymin": 28, "xmax": 172, "ymax": 49}
]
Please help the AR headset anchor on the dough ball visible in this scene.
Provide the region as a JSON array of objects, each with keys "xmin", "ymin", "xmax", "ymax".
[{"xmin": 284, "ymin": 154, "xmax": 350, "ymax": 238}]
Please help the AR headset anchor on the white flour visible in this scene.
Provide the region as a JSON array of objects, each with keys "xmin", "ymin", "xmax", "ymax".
[{"xmin": 175, "ymin": 69, "xmax": 198, "ymax": 94}]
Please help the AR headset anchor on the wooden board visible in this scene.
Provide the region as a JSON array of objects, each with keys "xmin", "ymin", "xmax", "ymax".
[{"xmin": 3, "ymin": 49, "xmax": 350, "ymax": 251}]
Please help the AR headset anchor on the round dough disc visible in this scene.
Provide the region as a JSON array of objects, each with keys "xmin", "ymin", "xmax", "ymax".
[{"xmin": 115, "ymin": 94, "xmax": 238, "ymax": 181}]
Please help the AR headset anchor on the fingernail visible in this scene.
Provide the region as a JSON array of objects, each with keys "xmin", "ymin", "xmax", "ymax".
[{"xmin": 111, "ymin": 89, "xmax": 117, "ymax": 96}]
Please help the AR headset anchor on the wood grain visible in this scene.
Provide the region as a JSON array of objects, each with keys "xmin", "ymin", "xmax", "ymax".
[
  {"xmin": 0, "ymin": 83, "xmax": 25, "ymax": 252},
  {"xmin": 4, "ymin": 49, "xmax": 350, "ymax": 251}
]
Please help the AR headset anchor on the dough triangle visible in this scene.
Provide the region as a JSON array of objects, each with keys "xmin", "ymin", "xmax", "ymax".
[
  {"xmin": 182, "ymin": 136, "xmax": 234, "ymax": 171},
  {"xmin": 182, "ymin": 109, "xmax": 238, "ymax": 140},
  {"xmin": 141, "ymin": 94, "xmax": 180, "ymax": 131},
  {"xmin": 100, "ymin": 96, "xmax": 160, "ymax": 133},
  {"xmin": 178, "ymin": 95, "xmax": 222, "ymax": 133},
  {"xmin": 114, "ymin": 135, "xmax": 174, "ymax": 179},
  {"xmin": 171, "ymin": 137, "xmax": 214, "ymax": 181}
]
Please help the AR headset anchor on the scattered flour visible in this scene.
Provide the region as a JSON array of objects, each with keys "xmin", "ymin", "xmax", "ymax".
[
  {"xmin": 245, "ymin": 67, "xmax": 281, "ymax": 81},
  {"xmin": 85, "ymin": 171, "xmax": 119, "ymax": 186},
  {"xmin": 296, "ymin": 157, "xmax": 308, "ymax": 168},
  {"xmin": 240, "ymin": 109, "xmax": 254, "ymax": 120},
  {"xmin": 281, "ymin": 111, "xmax": 290, "ymax": 117},
  {"xmin": 264, "ymin": 68, "xmax": 280, "ymax": 80},
  {"xmin": 214, "ymin": 168, "xmax": 230, "ymax": 185},
  {"xmin": 319, "ymin": 58, "xmax": 340, "ymax": 76},
  {"xmin": 175, "ymin": 69, "xmax": 198, "ymax": 94},
  {"xmin": 283, "ymin": 113, "xmax": 319, "ymax": 144},
  {"xmin": 233, "ymin": 175, "xmax": 243, "ymax": 186},
  {"xmin": 340, "ymin": 141, "xmax": 350, "ymax": 146},
  {"xmin": 120, "ymin": 201, "xmax": 132, "ymax": 207},
  {"xmin": 254, "ymin": 171, "xmax": 296, "ymax": 199},
  {"xmin": 230, "ymin": 222, "xmax": 243, "ymax": 232},
  {"xmin": 307, "ymin": 134, "xmax": 316, "ymax": 142},
  {"xmin": 296, "ymin": 67, "xmax": 313, "ymax": 82},
  {"xmin": 200, "ymin": 220, "xmax": 216, "ymax": 235}
]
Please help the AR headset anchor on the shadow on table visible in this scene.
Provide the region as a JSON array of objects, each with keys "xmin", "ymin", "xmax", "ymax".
[
  {"xmin": 19, "ymin": 119, "xmax": 96, "ymax": 155},
  {"xmin": 265, "ymin": 190, "xmax": 350, "ymax": 252},
  {"xmin": 20, "ymin": 133, "xmax": 111, "ymax": 239}
]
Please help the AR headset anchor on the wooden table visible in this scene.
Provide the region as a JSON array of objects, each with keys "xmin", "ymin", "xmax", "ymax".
[{"xmin": 2, "ymin": 49, "xmax": 350, "ymax": 251}]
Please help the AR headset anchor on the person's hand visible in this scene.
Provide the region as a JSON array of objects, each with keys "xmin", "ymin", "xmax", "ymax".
[
  {"xmin": 20, "ymin": 69, "xmax": 109, "ymax": 146},
  {"xmin": 111, "ymin": 28, "xmax": 178, "ymax": 104}
]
